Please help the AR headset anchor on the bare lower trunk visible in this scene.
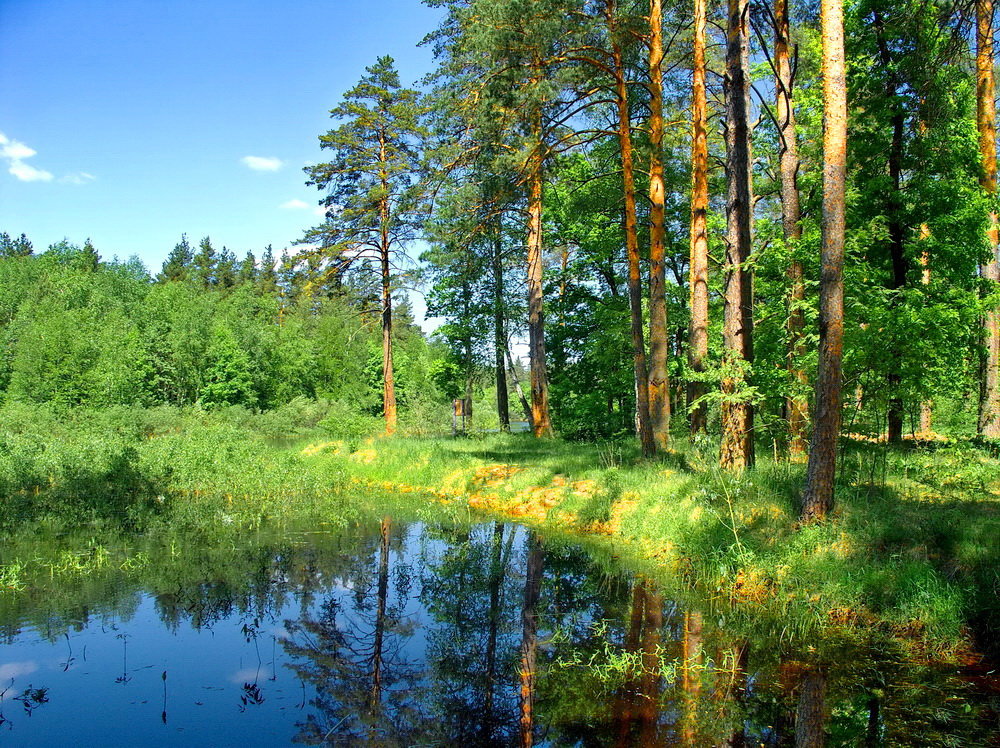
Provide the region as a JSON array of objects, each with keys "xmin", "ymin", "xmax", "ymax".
[
  {"xmin": 608, "ymin": 5, "xmax": 656, "ymax": 457},
  {"xmin": 505, "ymin": 343, "xmax": 534, "ymax": 428},
  {"xmin": 493, "ymin": 235, "xmax": 510, "ymax": 431},
  {"xmin": 648, "ymin": 0, "xmax": 671, "ymax": 451},
  {"xmin": 873, "ymin": 11, "xmax": 908, "ymax": 445},
  {"xmin": 381, "ymin": 239, "xmax": 396, "ymax": 435},
  {"xmin": 720, "ymin": 0, "xmax": 755, "ymax": 470},
  {"xmin": 776, "ymin": 0, "xmax": 807, "ymax": 458},
  {"xmin": 978, "ymin": 0, "xmax": 1000, "ymax": 438},
  {"xmin": 801, "ymin": 0, "xmax": 847, "ymax": 521},
  {"xmin": 688, "ymin": 0, "xmax": 710, "ymax": 435},
  {"xmin": 919, "ymin": 240, "xmax": 932, "ymax": 434},
  {"xmin": 527, "ymin": 106, "xmax": 554, "ymax": 438}
]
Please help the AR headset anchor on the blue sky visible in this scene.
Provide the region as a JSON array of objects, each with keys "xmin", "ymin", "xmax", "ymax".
[{"xmin": 0, "ymin": 0, "xmax": 442, "ymax": 287}]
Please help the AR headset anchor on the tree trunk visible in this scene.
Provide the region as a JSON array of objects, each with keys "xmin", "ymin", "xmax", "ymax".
[
  {"xmin": 493, "ymin": 234, "xmax": 511, "ymax": 432},
  {"xmin": 648, "ymin": 0, "xmax": 671, "ymax": 451},
  {"xmin": 380, "ymin": 207, "xmax": 397, "ymax": 435},
  {"xmin": 720, "ymin": 0, "xmax": 755, "ymax": 470},
  {"xmin": 689, "ymin": 0, "xmax": 711, "ymax": 435},
  {"xmin": 795, "ymin": 666, "xmax": 827, "ymax": 748},
  {"xmin": 527, "ymin": 104, "xmax": 554, "ymax": 438},
  {"xmin": 519, "ymin": 532, "xmax": 544, "ymax": 747},
  {"xmin": 978, "ymin": 0, "xmax": 1000, "ymax": 438},
  {"xmin": 609, "ymin": 5, "xmax": 656, "ymax": 457},
  {"xmin": 872, "ymin": 12, "xmax": 908, "ymax": 444},
  {"xmin": 505, "ymin": 342, "xmax": 534, "ymax": 428},
  {"xmin": 776, "ymin": 0, "xmax": 808, "ymax": 458},
  {"xmin": 919, "ymin": 236, "xmax": 933, "ymax": 434},
  {"xmin": 800, "ymin": 0, "xmax": 847, "ymax": 522}
]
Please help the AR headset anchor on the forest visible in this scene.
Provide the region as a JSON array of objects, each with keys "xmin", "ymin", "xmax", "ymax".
[{"xmin": 2, "ymin": 0, "xmax": 1000, "ymax": 743}]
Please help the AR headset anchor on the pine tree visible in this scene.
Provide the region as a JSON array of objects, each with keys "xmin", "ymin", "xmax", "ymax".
[
  {"xmin": 158, "ymin": 235, "xmax": 194, "ymax": 283},
  {"xmin": 0, "ymin": 232, "xmax": 33, "ymax": 258},
  {"xmin": 303, "ymin": 56, "xmax": 425, "ymax": 434},
  {"xmin": 192, "ymin": 237, "xmax": 218, "ymax": 288},
  {"xmin": 237, "ymin": 251, "xmax": 258, "ymax": 286}
]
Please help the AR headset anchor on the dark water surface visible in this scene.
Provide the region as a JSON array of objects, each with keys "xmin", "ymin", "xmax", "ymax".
[{"xmin": 0, "ymin": 517, "xmax": 996, "ymax": 746}]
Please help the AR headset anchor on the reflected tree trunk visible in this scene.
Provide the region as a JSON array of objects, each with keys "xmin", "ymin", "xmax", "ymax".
[
  {"xmin": 681, "ymin": 610, "xmax": 703, "ymax": 745},
  {"xmin": 865, "ymin": 694, "xmax": 881, "ymax": 746},
  {"xmin": 483, "ymin": 522, "xmax": 505, "ymax": 742},
  {"xmin": 519, "ymin": 532, "xmax": 544, "ymax": 747},
  {"xmin": 370, "ymin": 517, "xmax": 391, "ymax": 717}
]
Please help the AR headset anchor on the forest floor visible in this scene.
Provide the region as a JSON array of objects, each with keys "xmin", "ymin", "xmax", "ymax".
[{"xmin": 2, "ymin": 404, "xmax": 999, "ymax": 657}]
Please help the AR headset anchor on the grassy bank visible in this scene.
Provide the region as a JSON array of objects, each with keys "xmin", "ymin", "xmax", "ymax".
[
  {"xmin": 2, "ymin": 404, "xmax": 999, "ymax": 656},
  {"xmin": 315, "ymin": 431, "xmax": 1000, "ymax": 655}
]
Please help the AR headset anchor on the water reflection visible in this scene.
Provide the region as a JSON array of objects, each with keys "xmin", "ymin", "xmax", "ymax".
[{"xmin": 0, "ymin": 517, "xmax": 994, "ymax": 745}]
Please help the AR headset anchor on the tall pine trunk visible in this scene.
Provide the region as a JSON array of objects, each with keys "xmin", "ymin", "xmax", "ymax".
[
  {"xmin": 775, "ymin": 0, "xmax": 808, "ymax": 458},
  {"xmin": 688, "ymin": 0, "xmax": 711, "ymax": 435},
  {"xmin": 380, "ymin": 189, "xmax": 397, "ymax": 434},
  {"xmin": 609, "ymin": 2, "xmax": 656, "ymax": 457},
  {"xmin": 648, "ymin": 0, "xmax": 672, "ymax": 451},
  {"xmin": 800, "ymin": 0, "xmax": 847, "ymax": 521},
  {"xmin": 493, "ymin": 233, "xmax": 511, "ymax": 431},
  {"xmin": 720, "ymin": 0, "xmax": 755, "ymax": 470},
  {"xmin": 527, "ymin": 102, "xmax": 554, "ymax": 437},
  {"xmin": 978, "ymin": 0, "xmax": 1000, "ymax": 438}
]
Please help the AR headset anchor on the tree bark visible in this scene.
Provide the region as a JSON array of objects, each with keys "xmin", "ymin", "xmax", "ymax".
[
  {"xmin": 689, "ymin": 0, "xmax": 711, "ymax": 435},
  {"xmin": 505, "ymin": 342, "xmax": 534, "ymax": 428},
  {"xmin": 720, "ymin": 0, "xmax": 755, "ymax": 470},
  {"xmin": 978, "ymin": 0, "xmax": 1000, "ymax": 438},
  {"xmin": 775, "ymin": 0, "xmax": 808, "ymax": 458},
  {"xmin": 794, "ymin": 666, "xmax": 827, "ymax": 748},
  {"xmin": 527, "ymin": 103, "xmax": 554, "ymax": 438},
  {"xmin": 608, "ymin": 3, "xmax": 656, "ymax": 457},
  {"xmin": 493, "ymin": 234, "xmax": 511, "ymax": 432},
  {"xmin": 648, "ymin": 0, "xmax": 672, "ymax": 451},
  {"xmin": 801, "ymin": 0, "xmax": 847, "ymax": 522},
  {"xmin": 380, "ymin": 194, "xmax": 397, "ymax": 435},
  {"xmin": 919, "ymin": 234, "xmax": 933, "ymax": 434},
  {"xmin": 871, "ymin": 11, "xmax": 908, "ymax": 444}
]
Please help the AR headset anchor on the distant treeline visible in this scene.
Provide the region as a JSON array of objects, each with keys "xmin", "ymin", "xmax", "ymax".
[{"xmin": 0, "ymin": 233, "xmax": 454, "ymax": 421}]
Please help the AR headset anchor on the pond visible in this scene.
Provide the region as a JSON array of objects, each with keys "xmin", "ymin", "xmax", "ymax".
[{"xmin": 0, "ymin": 515, "xmax": 995, "ymax": 745}]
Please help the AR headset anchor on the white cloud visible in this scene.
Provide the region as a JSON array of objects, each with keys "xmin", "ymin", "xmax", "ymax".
[
  {"xmin": 280, "ymin": 198, "xmax": 310, "ymax": 210},
  {"xmin": 9, "ymin": 160, "xmax": 53, "ymax": 182},
  {"xmin": 0, "ymin": 131, "xmax": 54, "ymax": 182},
  {"xmin": 61, "ymin": 172, "xmax": 96, "ymax": 185},
  {"xmin": 242, "ymin": 155, "xmax": 283, "ymax": 172}
]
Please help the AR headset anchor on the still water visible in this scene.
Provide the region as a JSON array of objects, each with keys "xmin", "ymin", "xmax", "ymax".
[{"xmin": 0, "ymin": 517, "xmax": 995, "ymax": 745}]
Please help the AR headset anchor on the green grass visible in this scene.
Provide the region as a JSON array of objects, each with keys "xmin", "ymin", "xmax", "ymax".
[{"xmin": 2, "ymin": 403, "xmax": 998, "ymax": 657}]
